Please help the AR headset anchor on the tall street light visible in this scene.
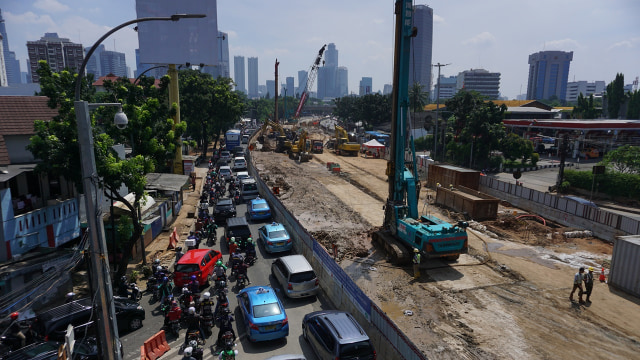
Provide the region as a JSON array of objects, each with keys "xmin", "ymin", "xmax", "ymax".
[{"xmin": 74, "ymin": 14, "xmax": 205, "ymax": 360}]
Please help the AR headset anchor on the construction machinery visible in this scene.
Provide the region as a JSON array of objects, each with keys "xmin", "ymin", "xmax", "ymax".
[
  {"xmin": 289, "ymin": 130, "xmax": 312, "ymax": 162},
  {"xmin": 334, "ymin": 125, "xmax": 360, "ymax": 156},
  {"xmin": 294, "ymin": 45, "xmax": 327, "ymax": 119},
  {"xmin": 371, "ymin": 0, "xmax": 469, "ymax": 265},
  {"xmin": 311, "ymin": 139, "xmax": 324, "ymax": 154}
]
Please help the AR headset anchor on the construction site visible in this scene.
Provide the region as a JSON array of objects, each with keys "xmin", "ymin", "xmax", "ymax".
[{"xmin": 249, "ymin": 122, "xmax": 640, "ymax": 360}]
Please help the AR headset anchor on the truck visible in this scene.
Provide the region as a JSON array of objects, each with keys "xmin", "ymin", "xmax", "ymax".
[
  {"xmin": 371, "ymin": 0, "xmax": 469, "ymax": 264},
  {"xmin": 334, "ymin": 125, "xmax": 360, "ymax": 156},
  {"xmin": 311, "ymin": 139, "xmax": 324, "ymax": 154}
]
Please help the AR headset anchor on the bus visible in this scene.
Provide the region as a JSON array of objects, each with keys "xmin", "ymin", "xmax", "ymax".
[{"xmin": 225, "ymin": 129, "xmax": 242, "ymax": 149}]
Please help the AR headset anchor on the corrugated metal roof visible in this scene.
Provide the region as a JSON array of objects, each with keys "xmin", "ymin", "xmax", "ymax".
[{"xmin": 145, "ymin": 172, "xmax": 190, "ymax": 191}]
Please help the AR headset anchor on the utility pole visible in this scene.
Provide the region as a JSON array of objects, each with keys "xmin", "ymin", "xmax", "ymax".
[
  {"xmin": 274, "ymin": 59, "xmax": 279, "ymax": 123},
  {"xmin": 432, "ymin": 63, "xmax": 450, "ymax": 160}
]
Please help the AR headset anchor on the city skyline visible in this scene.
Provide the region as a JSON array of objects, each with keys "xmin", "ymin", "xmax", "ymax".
[{"xmin": 1, "ymin": 0, "xmax": 638, "ymax": 98}]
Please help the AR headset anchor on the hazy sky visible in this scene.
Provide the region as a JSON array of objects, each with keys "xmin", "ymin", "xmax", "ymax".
[{"xmin": 3, "ymin": 0, "xmax": 639, "ymax": 99}]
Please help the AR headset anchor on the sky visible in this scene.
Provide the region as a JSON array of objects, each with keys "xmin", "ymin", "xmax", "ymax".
[{"xmin": 2, "ymin": 0, "xmax": 639, "ymax": 99}]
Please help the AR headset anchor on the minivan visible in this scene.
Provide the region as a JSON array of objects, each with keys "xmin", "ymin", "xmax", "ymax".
[
  {"xmin": 302, "ymin": 311, "xmax": 376, "ymax": 360},
  {"xmin": 232, "ymin": 156, "xmax": 247, "ymax": 171},
  {"xmin": 219, "ymin": 166, "xmax": 233, "ymax": 182},
  {"xmin": 174, "ymin": 249, "xmax": 222, "ymax": 287},
  {"xmin": 225, "ymin": 216, "xmax": 253, "ymax": 244},
  {"xmin": 240, "ymin": 178, "xmax": 259, "ymax": 202},
  {"xmin": 271, "ymin": 255, "xmax": 319, "ymax": 298}
]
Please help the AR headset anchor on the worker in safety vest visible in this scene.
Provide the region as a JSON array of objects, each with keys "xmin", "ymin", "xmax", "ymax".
[{"xmin": 412, "ymin": 248, "xmax": 421, "ymax": 279}]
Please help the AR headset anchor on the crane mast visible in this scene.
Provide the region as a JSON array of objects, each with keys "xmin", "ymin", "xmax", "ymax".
[{"xmin": 294, "ymin": 44, "xmax": 327, "ymax": 119}]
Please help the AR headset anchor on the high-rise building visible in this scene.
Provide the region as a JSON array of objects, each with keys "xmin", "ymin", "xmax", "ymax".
[
  {"xmin": 409, "ymin": 5, "xmax": 433, "ymax": 92},
  {"xmin": 100, "ymin": 50, "xmax": 127, "ymax": 77},
  {"xmin": 27, "ymin": 33, "xmax": 84, "ymax": 83},
  {"xmin": 325, "ymin": 43, "xmax": 338, "ymax": 68},
  {"xmin": 0, "ymin": 35, "xmax": 7, "ymax": 86},
  {"xmin": 297, "ymin": 70, "xmax": 308, "ymax": 97},
  {"xmin": 266, "ymin": 80, "xmax": 275, "ymax": 98},
  {"xmin": 85, "ymin": 44, "xmax": 104, "ymax": 78},
  {"xmin": 565, "ymin": 81, "xmax": 605, "ymax": 103},
  {"xmin": 248, "ymin": 57, "xmax": 258, "ymax": 98},
  {"xmin": 337, "ymin": 66, "xmax": 348, "ymax": 97},
  {"xmin": 383, "ymin": 84, "xmax": 392, "ymax": 95},
  {"xmin": 0, "ymin": 9, "xmax": 21, "ymax": 85},
  {"xmin": 285, "ymin": 76, "xmax": 294, "ymax": 97},
  {"xmin": 359, "ymin": 77, "xmax": 372, "ymax": 96},
  {"xmin": 433, "ymin": 75, "xmax": 457, "ymax": 100},
  {"xmin": 456, "ymin": 69, "xmax": 500, "ymax": 99},
  {"xmin": 526, "ymin": 50, "xmax": 573, "ymax": 101},
  {"xmin": 233, "ymin": 56, "xmax": 246, "ymax": 93}
]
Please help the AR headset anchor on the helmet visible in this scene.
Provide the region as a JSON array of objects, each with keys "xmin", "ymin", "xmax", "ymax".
[
  {"xmin": 176, "ymin": 246, "xmax": 182, "ymax": 252},
  {"xmin": 182, "ymin": 287, "xmax": 190, "ymax": 294},
  {"xmin": 121, "ymin": 276, "xmax": 127, "ymax": 283},
  {"xmin": 156, "ymin": 266, "xmax": 163, "ymax": 272},
  {"xmin": 163, "ymin": 276, "xmax": 169, "ymax": 283},
  {"xmin": 188, "ymin": 306, "xmax": 196, "ymax": 314},
  {"xmin": 167, "ymin": 294, "xmax": 174, "ymax": 301},
  {"xmin": 189, "ymin": 340, "xmax": 198, "ymax": 348},
  {"xmin": 247, "ymin": 237, "xmax": 252, "ymax": 241},
  {"xmin": 191, "ymin": 275, "xmax": 197, "ymax": 281},
  {"xmin": 414, "ymin": 248, "xmax": 419, "ymax": 253},
  {"xmin": 203, "ymin": 292, "xmax": 210, "ymax": 300},
  {"xmin": 216, "ymin": 260, "xmax": 223, "ymax": 266},
  {"xmin": 171, "ymin": 301, "xmax": 178, "ymax": 307},
  {"xmin": 183, "ymin": 347, "xmax": 193, "ymax": 356},
  {"xmin": 154, "ymin": 259, "xmax": 161, "ymax": 265},
  {"xmin": 219, "ymin": 281, "xmax": 226, "ymax": 288},
  {"xmin": 230, "ymin": 237, "xmax": 235, "ymax": 243},
  {"xmin": 10, "ymin": 312, "xmax": 19, "ymax": 321},
  {"xmin": 588, "ymin": 266, "xmax": 594, "ymax": 271}
]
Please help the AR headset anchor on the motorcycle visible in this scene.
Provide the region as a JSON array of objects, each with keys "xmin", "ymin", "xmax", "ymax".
[
  {"xmin": 220, "ymin": 330, "xmax": 236, "ymax": 352},
  {"xmin": 235, "ymin": 273, "xmax": 247, "ymax": 289},
  {"xmin": 186, "ymin": 339, "xmax": 204, "ymax": 360},
  {"xmin": 244, "ymin": 252, "xmax": 256, "ymax": 267},
  {"xmin": 202, "ymin": 313, "xmax": 214, "ymax": 336},
  {"xmin": 181, "ymin": 330, "xmax": 204, "ymax": 351},
  {"xmin": 119, "ymin": 282, "xmax": 142, "ymax": 301}
]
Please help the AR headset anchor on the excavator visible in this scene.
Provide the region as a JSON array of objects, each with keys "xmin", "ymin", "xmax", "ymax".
[
  {"xmin": 371, "ymin": 0, "xmax": 469, "ymax": 265},
  {"xmin": 334, "ymin": 125, "xmax": 360, "ymax": 156},
  {"xmin": 264, "ymin": 120, "xmax": 292, "ymax": 153},
  {"xmin": 289, "ymin": 130, "xmax": 312, "ymax": 162}
]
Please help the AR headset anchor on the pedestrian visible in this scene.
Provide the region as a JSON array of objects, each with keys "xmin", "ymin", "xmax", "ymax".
[
  {"xmin": 583, "ymin": 266, "xmax": 594, "ymax": 302},
  {"xmin": 190, "ymin": 173, "xmax": 196, "ymax": 191},
  {"xmin": 570, "ymin": 267, "xmax": 585, "ymax": 304},
  {"xmin": 412, "ymin": 248, "xmax": 421, "ymax": 279}
]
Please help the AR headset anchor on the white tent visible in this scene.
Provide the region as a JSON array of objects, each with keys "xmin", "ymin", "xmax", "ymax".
[{"xmin": 363, "ymin": 139, "xmax": 385, "ymax": 148}]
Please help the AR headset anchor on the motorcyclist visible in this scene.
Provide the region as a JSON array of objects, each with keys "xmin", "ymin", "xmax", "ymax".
[
  {"xmin": 216, "ymin": 308, "xmax": 236, "ymax": 347},
  {"xmin": 175, "ymin": 247, "xmax": 185, "ymax": 265},
  {"xmin": 182, "ymin": 346, "xmax": 197, "ymax": 360},
  {"xmin": 159, "ymin": 276, "xmax": 172, "ymax": 304},
  {"xmin": 8, "ymin": 312, "xmax": 26, "ymax": 348},
  {"xmin": 229, "ymin": 252, "xmax": 244, "ymax": 270},
  {"xmin": 236, "ymin": 261, "xmax": 251, "ymax": 285},
  {"xmin": 200, "ymin": 292, "xmax": 215, "ymax": 315},
  {"xmin": 218, "ymin": 349, "xmax": 237, "ymax": 360},
  {"xmin": 207, "ymin": 222, "xmax": 218, "ymax": 243},
  {"xmin": 165, "ymin": 300, "xmax": 182, "ymax": 326},
  {"xmin": 213, "ymin": 260, "xmax": 227, "ymax": 283},
  {"xmin": 188, "ymin": 275, "xmax": 200, "ymax": 295},
  {"xmin": 184, "ymin": 306, "xmax": 205, "ymax": 346},
  {"xmin": 161, "ymin": 294, "xmax": 174, "ymax": 316},
  {"xmin": 214, "ymin": 290, "xmax": 229, "ymax": 319},
  {"xmin": 245, "ymin": 238, "xmax": 257, "ymax": 260},
  {"xmin": 228, "ymin": 238, "xmax": 238, "ymax": 257}
]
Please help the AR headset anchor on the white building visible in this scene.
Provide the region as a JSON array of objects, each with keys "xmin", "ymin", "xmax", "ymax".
[{"xmin": 565, "ymin": 81, "xmax": 606, "ymax": 102}]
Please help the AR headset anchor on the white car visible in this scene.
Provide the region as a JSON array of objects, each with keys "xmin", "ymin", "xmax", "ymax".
[
  {"xmin": 232, "ymin": 156, "xmax": 247, "ymax": 171},
  {"xmin": 219, "ymin": 150, "xmax": 232, "ymax": 163},
  {"xmin": 218, "ymin": 166, "xmax": 233, "ymax": 182},
  {"xmin": 235, "ymin": 171, "xmax": 251, "ymax": 186}
]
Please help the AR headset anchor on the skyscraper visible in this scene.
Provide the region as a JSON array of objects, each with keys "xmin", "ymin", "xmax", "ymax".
[
  {"xmin": 0, "ymin": 9, "xmax": 21, "ymax": 84},
  {"xmin": 325, "ymin": 43, "xmax": 338, "ymax": 67},
  {"xmin": 317, "ymin": 43, "xmax": 339, "ymax": 98},
  {"xmin": 85, "ymin": 44, "xmax": 105, "ymax": 78},
  {"xmin": 248, "ymin": 57, "xmax": 258, "ymax": 98},
  {"xmin": 526, "ymin": 50, "xmax": 573, "ymax": 101},
  {"xmin": 285, "ymin": 76, "xmax": 294, "ymax": 97},
  {"xmin": 0, "ymin": 35, "xmax": 7, "ymax": 86},
  {"xmin": 266, "ymin": 80, "xmax": 275, "ymax": 98},
  {"xmin": 359, "ymin": 77, "xmax": 372, "ymax": 96},
  {"xmin": 456, "ymin": 69, "xmax": 500, "ymax": 99},
  {"xmin": 100, "ymin": 50, "xmax": 127, "ymax": 77},
  {"xmin": 410, "ymin": 5, "xmax": 433, "ymax": 92},
  {"xmin": 27, "ymin": 33, "xmax": 84, "ymax": 83},
  {"xmin": 233, "ymin": 56, "xmax": 246, "ymax": 93},
  {"xmin": 337, "ymin": 66, "xmax": 348, "ymax": 97},
  {"xmin": 297, "ymin": 70, "xmax": 308, "ymax": 97}
]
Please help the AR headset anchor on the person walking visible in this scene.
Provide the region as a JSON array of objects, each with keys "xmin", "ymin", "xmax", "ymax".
[
  {"xmin": 583, "ymin": 266, "xmax": 594, "ymax": 302},
  {"xmin": 412, "ymin": 248, "xmax": 421, "ymax": 279},
  {"xmin": 570, "ymin": 267, "xmax": 585, "ymax": 304}
]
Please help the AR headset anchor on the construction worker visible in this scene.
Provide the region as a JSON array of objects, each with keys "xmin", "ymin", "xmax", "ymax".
[
  {"xmin": 570, "ymin": 267, "xmax": 585, "ymax": 304},
  {"xmin": 412, "ymin": 248, "xmax": 421, "ymax": 279},
  {"xmin": 584, "ymin": 267, "xmax": 594, "ymax": 302}
]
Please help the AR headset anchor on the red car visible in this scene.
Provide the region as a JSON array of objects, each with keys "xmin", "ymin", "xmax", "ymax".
[{"xmin": 174, "ymin": 249, "xmax": 222, "ymax": 288}]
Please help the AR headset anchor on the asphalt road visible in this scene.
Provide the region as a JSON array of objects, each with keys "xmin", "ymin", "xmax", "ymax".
[{"xmin": 121, "ymin": 175, "xmax": 330, "ymax": 360}]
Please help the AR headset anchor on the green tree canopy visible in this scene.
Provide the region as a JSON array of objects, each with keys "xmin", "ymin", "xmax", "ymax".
[
  {"xmin": 606, "ymin": 73, "xmax": 625, "ymax": 118},
  {"xmin": 500, "ymin": 133, "xmax": 534, "ymax": 163},
  {"xmin": 572, "ymin": 93, "xmax": 601, "ymax": 119},
  {"xmin": 601, "ymin": 145, "xmax": 640, "ymax": 174},
  {"xmin": 409, "ymin": 82, "xmax": 430, "ymax": 113}
]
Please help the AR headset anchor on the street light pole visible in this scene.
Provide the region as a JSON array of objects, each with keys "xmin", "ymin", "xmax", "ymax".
[
  {"xmin": 74, "ymin": 14, "xmax": 205, "ymax": 360},
  {"xmin": 432, "ymin": 63, "xmax": 450, "ymax": 160}
]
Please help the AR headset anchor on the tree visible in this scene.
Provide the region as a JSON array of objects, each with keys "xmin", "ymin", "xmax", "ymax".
[
  {"xmin": 409, "ymin": 82, "xmax": 429, "ymax": 113},
  {"xmin": 601, "ymin": 145, "xmax": 640, "ymax": 174},
  {"xmin": 606, "ymin": 73, "xmax": 625, "ymax": 118},
  {"xmin": 332, "ymin": 94, "xmax": 391, "ymax": 129},
  {"xmin": 572, "ymin": 93, "xmax": 601, "ymax": 119},
  {"xmin": 626, "ymin": 90, "xmax": 640, "ymax": 120},
  {"xmin": 444, "ymin": 90, "xmax": 507, "ymax": 166},
  {"xmin": 500, "ymin": 133, "xmax": 534, "ymax": 163}
]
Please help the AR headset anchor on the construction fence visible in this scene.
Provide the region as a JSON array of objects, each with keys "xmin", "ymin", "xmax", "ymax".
[{"xmin": 246, "ymin": 150, "xmax": 427, "ymax": 360}]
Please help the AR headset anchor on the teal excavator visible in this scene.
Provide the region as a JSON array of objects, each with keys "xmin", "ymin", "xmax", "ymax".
[{"xmin": 372, "ymin": 0, "xmax": 469, "ymax": 264}]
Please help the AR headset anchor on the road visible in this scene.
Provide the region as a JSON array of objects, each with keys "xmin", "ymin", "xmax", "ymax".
[{"xmin": 121, "ymin": 168, "xmax": 330, "ymax": 359}]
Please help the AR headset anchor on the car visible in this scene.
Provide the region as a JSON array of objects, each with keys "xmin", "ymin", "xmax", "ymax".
[
  {"xmin": 271, "ymin": 255, "xmax": 319, "ymax": 298},
  {"xmin": 1, "ymin": 337, "xmax": 123, "ymax": 360},
  {"xmin": 302, "ymin": 311, "xmax": 376, "ymax": 360},
  {"xmin": 225, "ymin": 216, "xmax": 252, "ymax": 244},
  {"xmin": 174, "ymin": 249, "xmax": 222, "ymax": 287},
  {"xmin": 542, "ymin": 136, "xmax": 555, "ymax": 144},
  {"xmin": 213, "ymin": 198, "xmax": 237, "ymax": 224},
  {"xmin": 218, "ymin": 166, "xmax": 233, "ymax": 182},
  {"xmin": 232, "ymin": 146, "xmax": 245, "ymax": 157},
  {"xmin": 234, "ymin": 171, "xmax": 251, "ymax": 186},
  {"xmin": 219, "ymin": 150, "xmax": 232, "ymax": 163},
  {"xmin": 33, "ymin": 298, "xmax": 145, "ymax": 342},
  {"xmin": 236, "ymin": 286, "xmax": 289, "ymax": 342},
  {"xmin": 248, "ymin": 197, "xmax": 271, "ymax": 221},
  {"xmin": 239, "ymin": 178, "xmax": 260, "ymax": 202},
  {"xmin": 241, "ymin": 135, "xmax": 250, "ymax": 144},
  {"xmin": 232, "ymin": 156, "xmax": 247, "ymax": 171},
  {"xmin": 258, "ymin": 222, "xmax": 292, "ymax": 253}
]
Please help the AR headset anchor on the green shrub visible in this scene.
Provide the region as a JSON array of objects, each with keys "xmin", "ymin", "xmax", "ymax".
[
  {"xmin": 530, "ymin": 153, "xmax": 540, "ymax": 166},
  {"xmin": 564, "ymin": 169, "xmax": 640, "ymax": 200}
]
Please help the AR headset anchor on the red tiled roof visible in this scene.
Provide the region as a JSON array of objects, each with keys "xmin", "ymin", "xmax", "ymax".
[
  {"xmin": 0, "ymin": 96, "xmax": 59, "ymax": 166},
  {"xmin": 0, "ymin": 96, "xmax": 59, "ymax": 135}
]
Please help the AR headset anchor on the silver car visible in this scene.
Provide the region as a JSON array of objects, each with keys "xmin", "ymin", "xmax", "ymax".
[{"xmin": 271, "ymin": 255, "xmax": 319, "ymax": 298}]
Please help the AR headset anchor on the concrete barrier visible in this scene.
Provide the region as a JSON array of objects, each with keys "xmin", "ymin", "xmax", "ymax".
[{"xmin": 142, "ymin": 330, "xmax": 170, "ymax": 360}]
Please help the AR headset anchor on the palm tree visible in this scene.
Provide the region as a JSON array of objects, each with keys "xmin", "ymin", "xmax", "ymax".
[{"xmin": 409, "ymin": 82, "xmax": 429, "ymax": 113}]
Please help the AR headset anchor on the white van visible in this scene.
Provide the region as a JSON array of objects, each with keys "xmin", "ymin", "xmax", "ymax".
[
  {"xmin": 239, "ymin": 178, "xmax": 259, "ymax": 202},
  {"xmin": 232, "ymin": 156, "xmax": 247, "ymax": 171}
]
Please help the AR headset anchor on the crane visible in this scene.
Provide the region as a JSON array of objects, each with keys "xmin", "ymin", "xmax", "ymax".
[
  {"xmin": 371, "ymin": 0, "xmax": 469, "ymax": 264},
  {"xmin": 294, "ymin": 45, "xmax": 327, "ymax": 119}
]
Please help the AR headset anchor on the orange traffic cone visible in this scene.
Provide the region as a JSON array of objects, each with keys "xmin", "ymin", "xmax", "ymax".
[{"xmin": 599, "ymin": 267, "xmax": 606, "ymax": 282}]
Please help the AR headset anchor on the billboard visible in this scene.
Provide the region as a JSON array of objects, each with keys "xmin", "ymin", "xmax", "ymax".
[{"xmin": 136, "ymin": 0, "xmax": 218, "ymax": 65}]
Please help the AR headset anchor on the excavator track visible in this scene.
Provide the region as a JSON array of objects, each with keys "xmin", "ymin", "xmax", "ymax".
[{"xmin": 371, "ymin": 229, "xmax": 412, "ymax": 265}]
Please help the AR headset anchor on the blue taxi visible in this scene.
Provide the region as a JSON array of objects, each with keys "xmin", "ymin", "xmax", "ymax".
[
  {"xmin": 237, "ymin": 286, "xmax": 289, "ymax": 342},
  {"xmin": 258, "ymin": 222, "xmax": 292, "ymax": 253},
  {"xmin": 248, "ymin": 197, "xmax": 272, "ymax": 221}
]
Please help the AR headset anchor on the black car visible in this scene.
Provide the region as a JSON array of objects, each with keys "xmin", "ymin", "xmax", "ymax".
[
  {"xmin": 32, "ymin": 298, "xmax": 145, "ymax": 341},
  {"xmin": 214, "ymin": 198, "xmax": 237, "ymax": 224},
  {"xmin": 1, "ymin": 337, "xmax": 122, "ymax": 360}
]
